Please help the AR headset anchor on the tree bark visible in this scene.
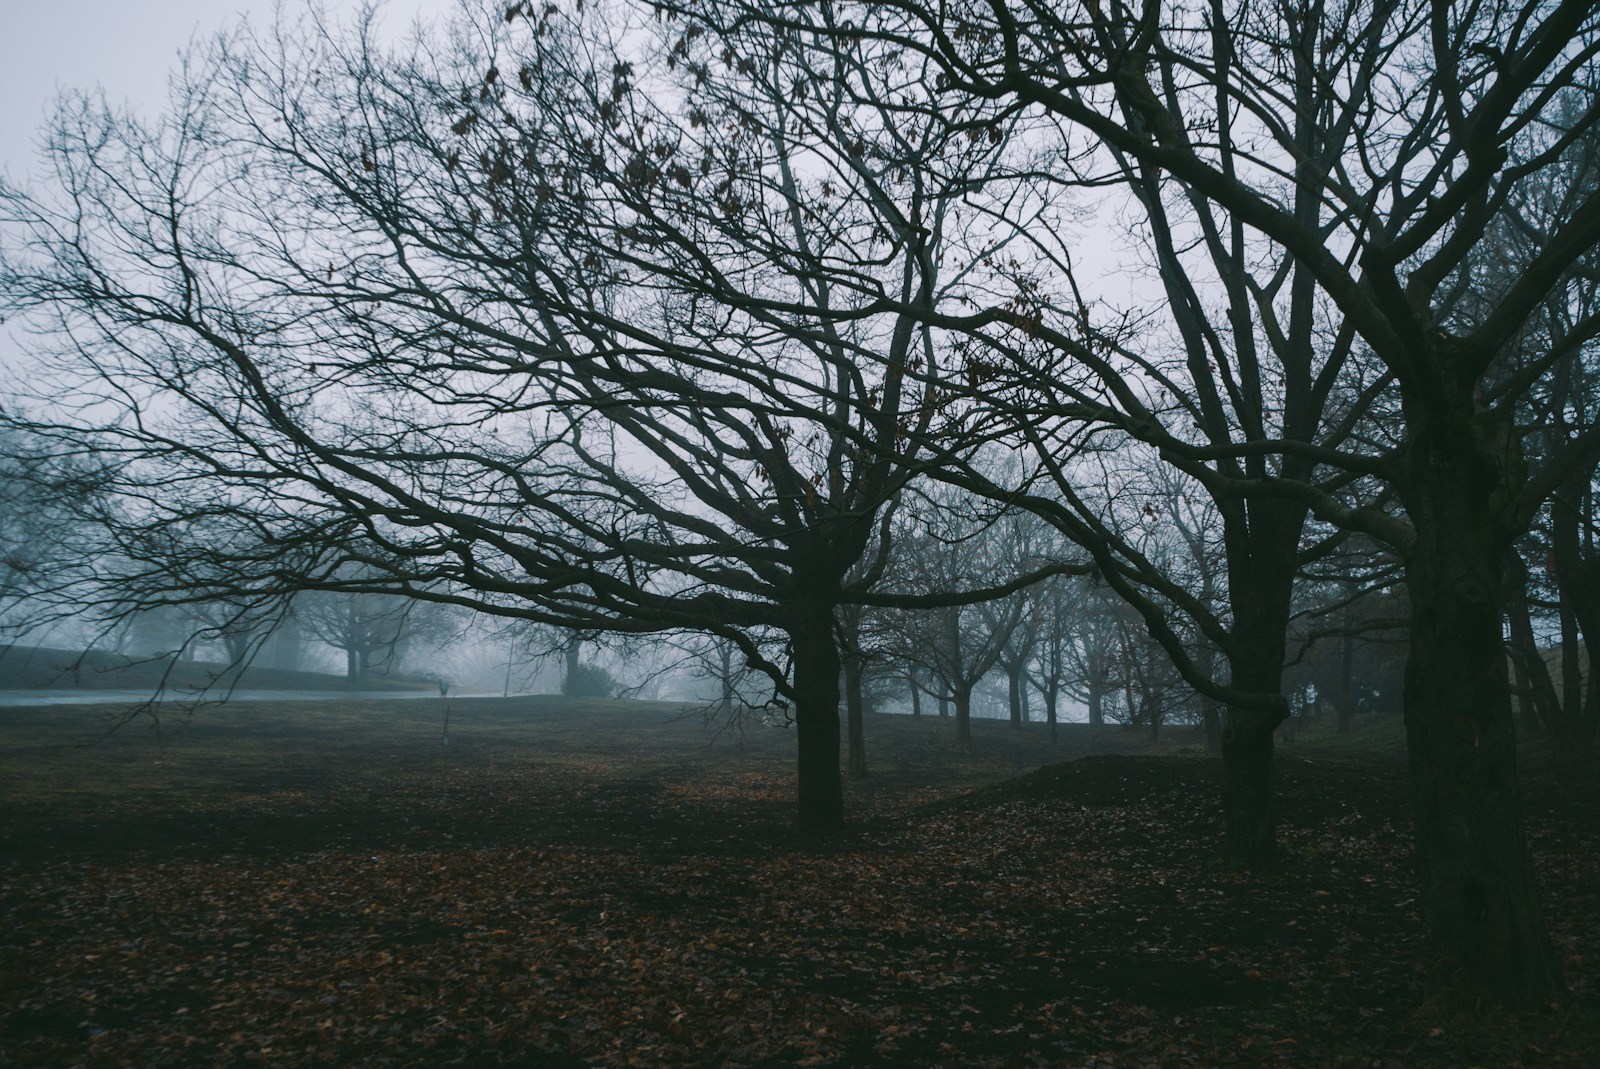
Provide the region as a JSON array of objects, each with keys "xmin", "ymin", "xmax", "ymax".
[
  {"xmin": 1219, "ymin": 704, "xmax": 1276, "ymax": 857},
  {"xmin": 1398, "ymin": 400, "xmax": 1560, "ymax": 1007},
  {"xmin": 844, "ymin": 651, "xmax": 867, "ymax": 778},
  {"xmin": 1007, "ymin": 665, "xmax": 1025, "ymax": 729},
  {"xmin": 1044, "ymin": 682, "xmax": 1059, "ymax": 745},
  {"xmin": 908, "ymin": 670, "xmax": 923, "ymax": 719},
  {"xmin": 1217, "ymin": 502, "xmax": 1298, "ymax": 860},
  {"xmin": 1087, "ymin": 674, "xmax": 1105, "ymax": 727},
  {"xmin": 791, "ymin": 606, "xmax": 845, "ymax": 832},
  {"xmin": 953, "ymin": 684, "xmax": 973, "ymax": 753}
]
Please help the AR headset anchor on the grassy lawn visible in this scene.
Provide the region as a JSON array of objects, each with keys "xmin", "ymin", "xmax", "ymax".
[{"xmin": 2, "ymin": 699, "xmax": 1596, "ymax": 1067}]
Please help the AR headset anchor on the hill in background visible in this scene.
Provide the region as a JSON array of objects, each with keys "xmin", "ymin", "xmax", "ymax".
[{"xmin": 0, "ymin": 643, "xmax": 434, "ymax": 694}]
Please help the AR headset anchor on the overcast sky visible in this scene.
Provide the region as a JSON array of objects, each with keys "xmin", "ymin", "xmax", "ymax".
[
  {"xmin": 0, "ymin": 0, "xmax": 436, "ymax": 182},
  {"xmin": 0, "ymin": 1, "xmax": 438, "ymax": 369}
]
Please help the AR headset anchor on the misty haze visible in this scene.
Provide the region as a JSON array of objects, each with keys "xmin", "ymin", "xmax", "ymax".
[{"xmin": 3, "ymin": 0, "xmax": 1599, "ymax": 1065}]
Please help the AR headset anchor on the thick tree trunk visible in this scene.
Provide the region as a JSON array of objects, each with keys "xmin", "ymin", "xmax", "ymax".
[
  {"xmin": 953, "ymin": 685, "xmax": 973, "ymax": 753},
  {"xmin": 1398, "ymin": 403, "xmax": 1560, "ymax": 1007},
  {"xmin": 1219, "ymin": 593, "xmax": 1292, "ymax": 858},
  {"xmin": 1219, "ymin": 631, "xmax": 1291, "ymax": 858},
  {"xmin": 938, "ymin": 693, "xmax": 949, "ymax": 718},
  {"xmin": 1044, "ymin": 683, "xmax": 1059, "ymax": 746},
  {"xmin": 844, "ymin": 653, "xmax": 867, "ymax": 778},
  {"xmin": 1219, "ymin": 704, "xmax": 1277, "ymax": 857},
  {"xmin": 346, "ymin": 646, "xmax": 361, "ymax": 682},
  {"xmin": 909, "ymin": 671, "xmax": 923, "ymax": 719},
  {"xmin": 791, "ymin": 608, "xmax": 845, "ymax": 832},
  {"xmin": 1216, "ymin": 497, "xmax": 1300, "ymax": 860},
  {"xmin": 1087, "ymin": 675, "xmax": 1105, "ymax": 727}
]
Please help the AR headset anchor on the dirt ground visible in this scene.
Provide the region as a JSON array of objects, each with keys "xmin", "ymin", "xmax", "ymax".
[{"xmin": 1, "ymin": 699, "xmax": 1596, "ymax": 1067}]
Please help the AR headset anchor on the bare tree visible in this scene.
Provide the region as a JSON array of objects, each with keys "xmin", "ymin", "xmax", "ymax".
[
  {"xmin": 686, "ymin": 0, "xmax": 1600, "ymax": 1004},
  {"xmin": 880, "ymin": 482, "xmax": 1039, "ymax": 752},
  {"xmin": 0, "ymin": 2, "xmax": 1056, "ymax": 830}
]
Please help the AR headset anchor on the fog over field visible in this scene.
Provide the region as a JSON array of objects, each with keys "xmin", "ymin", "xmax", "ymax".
[{"xmin": 3, "ymin": 0, "xmax": 1598, "ymax": 1042}]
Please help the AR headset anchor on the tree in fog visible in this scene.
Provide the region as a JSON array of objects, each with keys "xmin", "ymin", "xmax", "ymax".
[
  {"xmin": 880, "ymin": 482, "xmax": 1058, "ymax": 752},
  {"xmin": 0, "ymin": 2, "xmax": 1054, "ymax": 830},
  {"xmin": 296, "ymin": 587, "xmax": 459, "ymax": 682},
  {"xmin": 679, "ymin": 0, "xmax": 1600, "ymax": 1004},
  {"xmin": 0, "ymin": 429, "xmax": 110, "ymax": 638}
]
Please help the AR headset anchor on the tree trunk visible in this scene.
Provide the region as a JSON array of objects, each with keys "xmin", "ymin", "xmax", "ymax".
[
  {"xmin": 909, "ymin": 671, "xmax": 923, "ymax": 719},
  {"xmin": 347, "ymin": 600, "xmax": 363, "ymax": 681},
  {"xmin": 1216, "ymin": 497, "xmax": 1299, "ymax": 860},
  {"xmin": 1219, "ymin": 704, "xmax": 1277, "ymax": 857},
  {"xmin": 1219, "ymin": 613, "xmax": 1291, "ymax": 860},
  {"xmin": 1338, "ymin": 627, "xmax": 1355, "ymax": 734},
  {"xmin": 1398, "ymin": 401, "xmax": 1560, "ymax": 1007},
  {"xmin": 563, "ymin": 637, "xmax": 582, "ymax": 696},
  {"xmin": 718, "ymin": 640, "xmax": 735, "ymax": 716},
  {"xmin": 1559, "ymin": 599, "xmax": 1582, "ymax": 742},
  {"xmin": 1087, "ymin": 674, "xmax": 1105, "ymax": 727},
  {"xmin": 1044, "ymin": 683, "xmax": 1059, "ymax": 746},
  {"xmin": 1506, "ymin": 637, "xmax": 1539, "ymax": 739},
  {"xmin": 938, "ymin": 693, "xmax": 949, "ymax": 719},
  {"xmin": 844, "ymin": 652, "xmax": 867, "ymax": 778},
  {"xmin": 1202, "ymin": 701, "xmax": 1221, "ymax": 752},
  {"xmin": 953, "ymin": 684, "xmax": 973, "ymax": 753},
  {"xmin": 224, "ymin": 633, "xmax": 251, "ymax": 667},
  {"xmin": 791, "ymin": 608, "xmax": 845, "ymax": 832},
  {"xmin": 270, "ymin": 615, "xmax": 303, "ymax": 672},
  {"xmin": 1505, "ymin": 552, "xmax": 1561, "ymax": 739},
  {"xmin": 1007, "ymin": 665, "xmax": 1024, "ymax": 729},
  {"xmin": 1551, "ymin": 485, "xmax": 1600, "ymax": 756}
]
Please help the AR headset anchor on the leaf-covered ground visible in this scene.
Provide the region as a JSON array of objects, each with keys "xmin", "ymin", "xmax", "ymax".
[{"xmin": 1, "ymin": 699, "xmax": 1597, "ymax": 1067}]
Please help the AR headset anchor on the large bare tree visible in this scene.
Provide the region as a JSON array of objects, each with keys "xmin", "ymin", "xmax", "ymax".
[
  {"xmin": 0, "ymin": 2, "xmax": 1044, "ymax": 829},
  {"xmin": 704, "ymin": 0, "xmax": 1600, "ymax": 1007}
]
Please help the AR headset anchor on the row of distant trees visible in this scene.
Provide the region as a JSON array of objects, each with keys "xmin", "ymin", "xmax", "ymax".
[
  {"xmin": 3, "ymin": 0, "xmax": 1597, "ymax": 1008},
  {"xmin": 3, "ymin": 422, "xmax": 1409, "ymax": 730}
]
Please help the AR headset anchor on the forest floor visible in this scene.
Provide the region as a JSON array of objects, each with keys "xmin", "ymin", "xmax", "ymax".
[{"xmin": 1, "ymin": 698, "xmax": 1597, "ymax": 1068}]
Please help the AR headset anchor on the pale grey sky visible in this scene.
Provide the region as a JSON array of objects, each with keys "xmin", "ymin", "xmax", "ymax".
[
  {"xmin": 0, "ymin": 0, "xmax": 436, "ymax": 181},
  {"xmin": 0, "ymin": 0, "xmax": 437, "ymax": 369}
]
